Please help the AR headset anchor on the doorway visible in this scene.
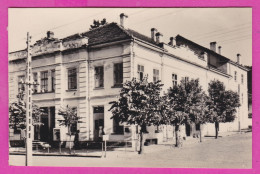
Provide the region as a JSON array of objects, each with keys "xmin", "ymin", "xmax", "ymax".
[
  {"xmin": 93, "ymin": 106, "xmax": 104, "ymax": 141},
  {"xmin": 39, "ymin": 107, "xmax": 55, "ymax": 143}
]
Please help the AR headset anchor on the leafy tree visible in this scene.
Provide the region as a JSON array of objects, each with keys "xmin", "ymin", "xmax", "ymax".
[
  {"xmin": 58, "ymin": 105, "xmax": 83, "ymax": 153},
  {"xmin": 165, "ymin": 78, "xmax": 208, "ymax": 146},
  {"xmin": 207, "ymin": 80, "xmax": 240, "ymax": 138},
  {"xmin": 109, "ymin": 77, "xmax": 163, "ymax": 154},
  {"xmin": 90, "ymin": 18, "xmax": 108, "ymax": 30},
  {"xmin": 9, "ymin": 101, "xmax": 45, "ymax": 132}
]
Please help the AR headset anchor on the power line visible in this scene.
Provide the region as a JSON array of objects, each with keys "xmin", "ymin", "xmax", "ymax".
[
  {"xmin": 192, "ymin": 22, "xmax": 251, "ymax": 38},
  {"xmin": 194, "ymin": 26, "xmax": 251, "ymax": 41},
  {"xmin": 31, "ymin": 8, "xmax": 115, "ymax": 37}
]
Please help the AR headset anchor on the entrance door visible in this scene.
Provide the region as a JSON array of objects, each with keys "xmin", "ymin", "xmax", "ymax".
[
  {"xmin": 93, "ymin": 106, "xmax": 104, "ymax": 141},
  {"xmin": 39, "ymin": 107, "xmax": 55, "ymax": 143}
]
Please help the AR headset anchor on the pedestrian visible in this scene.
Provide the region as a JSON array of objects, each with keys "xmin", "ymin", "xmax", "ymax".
[
  {"xmin": 74, "ymin": 130, "xmax": 80, "ymax": 150},
  {"xmin": 98, "ymin": 126, "xmax": 104, "ymax": 141}
]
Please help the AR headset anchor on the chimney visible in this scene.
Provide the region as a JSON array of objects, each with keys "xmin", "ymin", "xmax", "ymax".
[
  {"xmin": 120, "ymin": 13, "xmax": 128, "ymax": 27},
  {"xmin": 155, "ymin": 32, "xmax": 163, "ymax": 44},
  {"xmin": 237, "ymin": 53, "xmax": 241, "ymax": 64},
  {"xmin": 47, "ymin": 31, "xmax": 54, "ymax": 39},
  {"xmin": 168, "ymin": 37, "xmax": 176, "ymax": 46},
  {"xmin": 210, "ymin": 42, "xmax": 217, "ymax": 52},
  {"xmin": 218, "ymin": 46, "xmax": 222, "ymax": 55},
  {"xmin": 151, "ymin": 28, "xmax": 157, "ymax": 42}
]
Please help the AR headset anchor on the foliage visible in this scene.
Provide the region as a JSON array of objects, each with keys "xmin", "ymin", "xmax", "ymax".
[
  {"xmin": 207, "ymin": 80, "xmax": 240, "ymax": 123},
  {"xmin": 109, "ymin": 77, "xmax": 163, "ymax": 127},
  {"xmin": 109, "ymin": 76, "xmax": 163, "ymax": 154},
  {"xmin": 58, "ymin": 106, "xmax": 83, "ymax": 135},
  {"xmin": 90, "ymin": 18, "xmax": 108, "ymax": 30},
  {"xmin": 165, "ymin": 78, "xmax": 208, "ymax": 145},
  {"xmin": 207, "ymin": 80, "xmax": 240, "ymax": 138},
  {"xmin": 166, "ymin": 78, "xmax": 208, "ymax": 125},
  {"xmin": 9, "ymin": 101, "xmax": 45, "ymax": 130}
]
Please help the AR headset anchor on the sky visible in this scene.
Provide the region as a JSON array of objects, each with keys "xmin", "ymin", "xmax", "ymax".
[{"xmin": 8, "ymin": 8, "xmax": 252, "ymax": 66}]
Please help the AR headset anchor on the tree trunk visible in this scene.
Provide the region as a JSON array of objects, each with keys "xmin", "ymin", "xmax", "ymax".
[
  {"xmin": 175, "ymin": 124, "xmax": 180, "ymax": 147},
  {"xmin": 138, "ymin": 131, "xmax": 143, "ymax": 154},
  {"xmin": 199, "ymin": 128, "xmax": 202, "ymax": 142},
  {"xmin": 68, "ymin": 126, "xmax": 72, "ymax": 154},
  {"xmin": 215, "ymin": 121, "xmax": 219, "ymax": 139},
  {"xmin": 138, "ymin": 124, "xmax": 146, "ymax": 154}
]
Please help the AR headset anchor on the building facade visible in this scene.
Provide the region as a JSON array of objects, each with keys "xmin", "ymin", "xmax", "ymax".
[{"xmin": 9, "ymin": 19, "xmax": 250, "ymax": 145}]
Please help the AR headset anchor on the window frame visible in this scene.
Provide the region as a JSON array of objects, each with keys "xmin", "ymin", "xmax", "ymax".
[
  {"xmin": 172, "ymin": 73, "xmax": 178, "ymax": 86},
  {"xmin": 18, "ymin": 75, "xmax": 25, "ymax": 93},
  {"xmin": 153, "ymin": 69, "xmax": 160, "ymax": 83},
  {"xmin": 51, "ymin": 69, "xmax": 55, "ymax": 92},
  {"xmin": 113, "ymin": 63, "xmax": 123, "ymax": 87},
  {"xmin": 137, "ymin": 64, "xmax": 144, "ymax": 81},
  {"xmin": 68, "ymin": 68, "xmax": 77, "ymax": 90},
  {"xmin": 41, "ymin": 71, "xmax": 48, "ymax": 93},
  {"xmin": 94, "ymin": 66, "xmax": 104, "ymax": 88}
]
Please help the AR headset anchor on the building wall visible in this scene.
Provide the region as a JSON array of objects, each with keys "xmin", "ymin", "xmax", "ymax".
[{"xmin": 8, "ymin": 37, "xmax": 249, "ymax": 143}]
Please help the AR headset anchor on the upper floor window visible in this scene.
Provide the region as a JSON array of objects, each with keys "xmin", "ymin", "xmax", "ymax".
[
  {"xmin": 18, "ymin": 75, "xmax": 25, "ymax": 93},
  {"xmin": 172, "ymin": 73, "xmax": 178, "ymax": 86},
  {"xmin": 51, "ymin": 70, "xmax": 55, "ymax": 92},
  {"xmin": 137, "ymin": 65, "xmax": 144, "ymax": 81},
  {"xmin": 33, "ymin": 73, "xmax": 38, "ymax": 93},
  {"xmin": 41, "ymin": 71, "xmax": 48, "ymax": 92},
  {"xmin": 241, "ymin": 74, "xmax": 244, "ymax": 84},
  {"xmin": 68, "ymin": 68, "xmax": 77, "ymax": 90},
  {"xmin": 95, "ymin": 66, "xmax": 104, "ymax": 88},
  {"xmin": 238, "ymin": 84, "xmax": 240, "ymax": 94},
  {"xmin": 114, "ymin": 63, "xmax": 123, "ymax": 87},
  {"xmin": 184, "ymin": 76, "xmax": 189, "ymax": 83},
  {"xmin": 234, "ymin": 71, "xmax": 237, "ymax": 81},
  {"xmin": 153, "ymin": 69, "xmax": 159, "ymax": 82}
]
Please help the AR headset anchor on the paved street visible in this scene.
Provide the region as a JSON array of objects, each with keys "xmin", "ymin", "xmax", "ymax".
[{"xmin": 9, "ymin": 132, "xmax": 252, "ymax": 168}]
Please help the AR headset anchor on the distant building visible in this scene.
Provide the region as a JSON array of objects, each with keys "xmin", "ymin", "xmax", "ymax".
[{"xmin": 9, "ymin": 14, "xmax": 250, "ymax": 146}]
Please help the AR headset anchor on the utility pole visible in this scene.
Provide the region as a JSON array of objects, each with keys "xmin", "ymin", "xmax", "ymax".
[{"xmin": 25, "ymin": 32, "xmax": 33, "ymax": 166}]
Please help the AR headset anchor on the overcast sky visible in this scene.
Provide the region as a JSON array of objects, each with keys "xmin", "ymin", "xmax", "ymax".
[{"xmin": 8, "ymin": 8, "xmax": 252, "ymax": 66}]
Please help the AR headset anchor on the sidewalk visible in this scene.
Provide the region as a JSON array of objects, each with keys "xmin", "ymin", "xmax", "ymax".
[{"xmin": 9, "ymin": 130, "xmax": 245, "ymax": 159}]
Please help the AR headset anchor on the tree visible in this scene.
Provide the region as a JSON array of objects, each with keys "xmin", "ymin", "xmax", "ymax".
[
  {"xmin": 165, "ymin": 78, "xmax": 208, "ymax": 146},
  {"xmin": 90, "ymin": 18, "xmax": 108, "ymax": 30},
  {"xmin": 58, "ymin": 105, "xmax": 83, "ymax": 153},
  {"xmin": 207, "ymin": 80, "xmax": 240, "ymax": 138},
  {"xmin": 9, "ymin": 101, "xmax": 45, "ymax": 132},
  {"xmin": 109, "ymin": 77, "xmax": 163, "ymax": 154}
]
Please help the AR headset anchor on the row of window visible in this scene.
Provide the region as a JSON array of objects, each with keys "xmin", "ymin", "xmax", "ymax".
[
  {"xmin": 234, "ymin": 71, "xmax": 244, "ymax": 84},
  {"xmin": 17, "ymin": 63, "xmax": 124, "ymax": 93},
  {"xmin": 138, "ymin": 64, "xmax": 179, "ymax": 87}
]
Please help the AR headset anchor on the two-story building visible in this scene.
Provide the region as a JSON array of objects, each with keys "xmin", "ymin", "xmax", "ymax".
[{"xmin": 9, "ymin": 14, "xmax": 250, "ymax": 146}]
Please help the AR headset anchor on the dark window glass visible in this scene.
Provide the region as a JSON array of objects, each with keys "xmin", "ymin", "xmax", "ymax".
[
  {"xmin": 68, "ymin": 68, "xmax": 77, "ymax": 90},
  {"xmin": 95, "ymin": 66, "xmax": 104, "ymax": 88}
]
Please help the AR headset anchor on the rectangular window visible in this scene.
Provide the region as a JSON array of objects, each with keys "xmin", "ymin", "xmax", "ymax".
[
  {"xmin": 238, "ymin": 84, "xmax": 240, "ymax": 94},
  {"xmin": 172, "ymin": 73, "xmax": 177, "ymax": 86},
  {"xmin": 68, "ymin": 68, "xmax": 77, "ymax": 90},
  {"xmin": 184, "ymin": 76, "xmax": 189, "ymax": 83},
  {"xmin": 138, "ymin": 65, "xmax": 144, "ymax": 80},
  {"xmin": 153, "ymin": 69, "xmax": 159, "ymax": 82},
  {"xmin": 33, "ymin": 73, "xmax": 38, "ymax": 93},
  {"xmin": 51, "ymin": 70, "xmax": 55, "ymax": 92},
  {"xmin": 95, "ymin": 66, "xmax": 104, "ymax": 88},
  {"xmin": 18, "ymin": 75, "xmax": 25, "ymax": 93},
  {"xmin": 234, "ymin": 71, "xmax": 237, "ymax": 81},
  {"xmin": 241, "ymin": 74, "xmax": 244, "ymax": 84},
  {"xmin": 114, "ymin": 63, "xmax": 123, "ymax": 87},
  {"xmin": 41, "ymin": 71, "xmax": 48, "ymax": 92}
]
